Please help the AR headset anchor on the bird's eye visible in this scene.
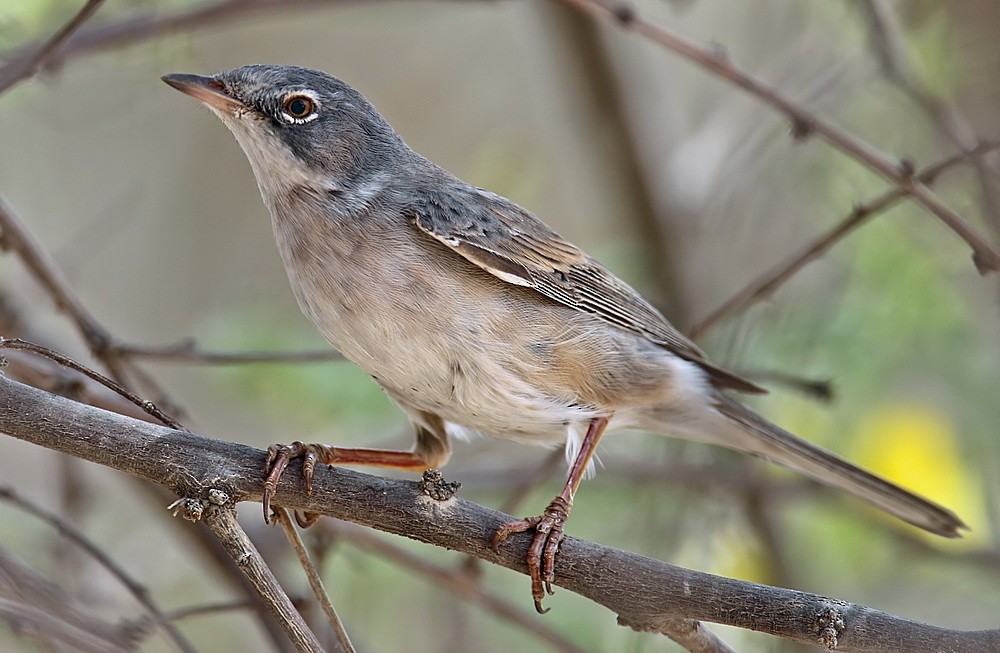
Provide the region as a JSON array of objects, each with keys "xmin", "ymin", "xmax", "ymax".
[{"xmin": 280, "ymin": 94, "xmax": 317, "ymax": 122}]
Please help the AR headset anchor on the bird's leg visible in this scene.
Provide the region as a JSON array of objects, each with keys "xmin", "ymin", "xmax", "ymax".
[
  {"xmin": 263, "ymin": 444, "xmax": 434, "ymax": 525},
  {"xmin": 491, "ymin": 416, "xmax": 610, "ymax": 613}
]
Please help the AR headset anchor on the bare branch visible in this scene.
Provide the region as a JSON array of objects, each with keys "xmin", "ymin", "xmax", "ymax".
[
  {"xmin": 0, "ymin": 194, "xmax": 136, "ymax": 388},
  {"xmin": 0, "ymin": 596, "xmax": 131, "ymax": 653},
  {"xmin": 0, "ymin": 0, "xmax": 107, "ymax": 93},
  {"xmin": 0, "ymin": 338, "xmax": 182, "ymax": 429},
  {"xmin": 274, "ymin": 509, "xmax": 355, "ymax": 653},
  {"xmin": 115, "ymin": 340, "xmax": 343, "ymax": 365},
  {"xmin": 733, "ymin": 369, "xmax": 833, "ymax": 403},
  {"xmin": 1, "ymin": 0, "xmax": 357, "ymax": 69},
  {"xmin": 1, "ymin": 375, "xmax": 995, "ymax": 652},
  {"xmin": 0, "ymin": 549, "xmax": 136, "ymax": 653},
  {"xmin": 0, "ymin": 298, "xmax": 305, "ymax": 652},
  {"xmin": 552, "ymin": 0, "xmax": 1000, "ymax": 273},
  {"xmin": 858, "ymin": 0, "xmax": 1000, "ymax": 237},
  {"xmin": 690, "ymin": 140, "xmax": 1000, "ymax": 338},
  {"xmin": 0, "ymin": 197, "xmax": 111, "ymax": 361},
  {"xmin": 163, "ymin": 599, "xmax": 258, "ymax": 623},
  {"xmin": 200, "ymin": 504, "xmax": 324, "ymax": 653}
]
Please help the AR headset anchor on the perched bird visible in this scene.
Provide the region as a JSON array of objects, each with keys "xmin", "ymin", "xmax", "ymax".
[{"xmin": 163, "ymin": 65, "xmax": 965, "ymax": 612}]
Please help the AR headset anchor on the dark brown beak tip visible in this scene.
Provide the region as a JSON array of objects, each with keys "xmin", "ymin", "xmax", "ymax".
[
  {"xmin": 162, "ymin": 72, "xmax": 208, "ymax": 90},
  {"xmin": 162, "ymin": 72, "xmax": 243, "ymax": 111}
]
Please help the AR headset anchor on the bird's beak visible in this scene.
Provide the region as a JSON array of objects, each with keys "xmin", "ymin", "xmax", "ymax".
[{"xmin": 162, "ymin": 73, "xmax": 245, "ymax": 112}]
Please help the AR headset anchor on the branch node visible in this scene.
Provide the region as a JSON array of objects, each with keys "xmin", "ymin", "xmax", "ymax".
[
  {"xmin": 897, "ymin": 156, "xmax": 917, "ymax": 178},
  {"xmin": 789, "ymin": 116, "xmax": 814, "ymax": 141},
  {"xmin": 207, "ymin": 488, "xmax": 231, "ymax": 506},
  {"xmin": 418, "ymin": 468, "xmax": 461, "ymax": 501},
  {"xmin": 815, "ymin": 606, "xmax": 846, "ymax": 650},
  {"xmin": 709, "ymin": 41, "xmax": 729, "ymax": 61},
  {"xmin": 610, "ymin": 1, "xmax": 635, "ymax": 25},
  {"xmin": 971, "ymin": 250, "xmax": 998, "ymax": 275}
]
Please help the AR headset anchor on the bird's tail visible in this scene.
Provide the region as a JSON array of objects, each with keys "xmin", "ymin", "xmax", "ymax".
[{"xmin": 663, "ymin": 393, "xmax": 967, "ymax": 538}]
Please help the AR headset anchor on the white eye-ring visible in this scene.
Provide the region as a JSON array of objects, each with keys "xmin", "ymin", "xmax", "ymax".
[{"xmin": 279, "ymin": 90, "xmax": 320, "ymax": 124}]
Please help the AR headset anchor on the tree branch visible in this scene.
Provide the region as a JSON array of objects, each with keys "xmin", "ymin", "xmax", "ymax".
[
  {"xmin": 0, "ymin": 375, "xmax": 995, "ymax": 652},
  {"xmin": 200, "ymin": 504, "xmax": 324, "ymax": 653},
  {"xmin": 114, "ymin": 340, "xmax": 343, "ymax": 365},
  {"xmin": 689, "ymin": 139, "xmax": 1000, "ymax": 338},
  {"xmin": 552, "ymin": 0, "xmax": 1000, "ymax": 274},
  {"xmin": 0, "ymin": 0, "xmax": 107, "ymax": 94},
  {"xmin": 0, "ymin": 0, "xmax": 359, "ymax": 69}
]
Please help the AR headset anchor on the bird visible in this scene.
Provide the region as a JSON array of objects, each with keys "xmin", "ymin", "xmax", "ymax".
[{"xmin": 162, "ymin": 64, "xmax": 965, "ymax": 612}]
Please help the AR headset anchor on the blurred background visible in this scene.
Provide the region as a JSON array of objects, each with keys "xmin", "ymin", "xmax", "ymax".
[{"xmin": 1, "ymin": 0, "xmax": 999, "ymax": 651}]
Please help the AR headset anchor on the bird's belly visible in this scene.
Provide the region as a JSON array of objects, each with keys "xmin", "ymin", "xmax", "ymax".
[
  {"xmin": 287, "ymin": 265, "xmax": 598, "ymax": 443},
  {"xmin": 324, "ymin": 307, "xmax": 596, "ymax": 444},
  {"xmin": 274, "ymin": 220, "xmax": 671, "ymax": 445}
]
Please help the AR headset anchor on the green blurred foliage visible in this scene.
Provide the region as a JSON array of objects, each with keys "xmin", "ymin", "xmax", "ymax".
[{"xmin": 201, "ymin": 309, "xmax": 401, "ymax": 436}]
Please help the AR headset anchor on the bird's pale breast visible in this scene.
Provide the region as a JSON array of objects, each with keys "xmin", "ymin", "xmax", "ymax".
[{"xmin": 270, "ymin": 196, "xmax": 683, "ymax": 445}]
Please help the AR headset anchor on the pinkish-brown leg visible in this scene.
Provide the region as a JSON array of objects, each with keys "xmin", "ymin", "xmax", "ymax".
[
  {"xmin": 490, "ymin": 416, "xmax": 610, "ymax": 613},
  {"xmin": 263, "ymin": 443, "xmax": 435, "ymax": 524}
]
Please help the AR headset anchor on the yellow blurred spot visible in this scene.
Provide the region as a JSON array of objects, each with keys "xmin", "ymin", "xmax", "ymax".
[
  {"xmin": 707, "ymin": 527, "xmax": 769, "ymax": 584},
  {"xmin": 852, "ymin": 403, "xmax": 983, "ymax": 544}
]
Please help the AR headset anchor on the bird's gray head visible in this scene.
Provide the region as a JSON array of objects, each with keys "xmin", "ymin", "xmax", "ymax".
[{"xmin": 163, "ymin": 65, "xmax": 407, "ymax": 205}]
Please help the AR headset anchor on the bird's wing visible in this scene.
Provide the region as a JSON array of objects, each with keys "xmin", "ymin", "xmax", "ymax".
[{"xmin": 407, "ymin": 185, "xmax": 764, "ymax": 394}]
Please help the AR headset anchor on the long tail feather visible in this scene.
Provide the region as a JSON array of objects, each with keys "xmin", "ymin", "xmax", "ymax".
[{"xmin": 712, "ymin": 394, "xmax": 966, "ymax": 538}]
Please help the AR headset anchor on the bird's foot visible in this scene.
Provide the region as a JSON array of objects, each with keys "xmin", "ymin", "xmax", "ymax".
[
  {"xmin": 263, "ymin": 441, "xmax": 324, "ymax": 526},
  {"xmin": 491, "ymin": 494, "xmax": 572, "ymax": 613}
]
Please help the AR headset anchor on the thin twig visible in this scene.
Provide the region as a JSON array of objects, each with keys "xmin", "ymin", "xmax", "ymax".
[
  {"xmin": 735, "ymin": 369, "xmax": 833, "ymax": 403},
  {"xmin": 0, "ymin": 596, "xmax": 131, "ymax": 653},
  {"xmin": 553, "ymin": 0, "xmax": 1000, "ymax": 273},
  {"xmin": 690, "ymin": 139, "xmax": 1000, "ymax": 338},
  {"xmin": 201, "ymin": 506, "xmax": 324, "ymax": 653},
  {"xmin": 115, "ymin": 341, "xmax": 343, "ymax": 365},
  {"xmin": 162, "ymin": 599, "xmax": 258, "ymax": 623},
  {"xmin": 274, "ymin": 508, "xmax": 355, "ymax": 653},
  {"xmin": 0, "ymin": 486, "xmax": 198, "ymax": 653},
  {"xmin": 0, "ymin": 0, "xmax": 107, "ymax": 93},
  {"xmin": 1, "ymin": 0, "xmax": 351, "ymax": 67},
  {"xmin": 0, "ymin": 338, "xmax": 182, "ymax": 429},
  {"xmin": 859, "ymin": 0, "xmax": 1000, "ymax": 237}
]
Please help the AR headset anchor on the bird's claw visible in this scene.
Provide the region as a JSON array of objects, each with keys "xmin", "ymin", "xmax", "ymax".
[
  {"xmin": 491, "ymin": 495, "xmax": 572, "ymax": 613},
  {"xmin": 263, "ymin": 441, "xmax": 321, "ymax": 525}
]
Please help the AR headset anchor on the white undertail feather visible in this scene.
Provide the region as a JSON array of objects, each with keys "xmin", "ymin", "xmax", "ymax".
[{"xmin": 565, "ymin": 422, "xmax": 600, "ymax": 479}]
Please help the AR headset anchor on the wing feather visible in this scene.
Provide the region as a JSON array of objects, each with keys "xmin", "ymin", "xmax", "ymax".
[{"xmin": 408, "ymin": 186, "xmax": 764, "ymax": 394}]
